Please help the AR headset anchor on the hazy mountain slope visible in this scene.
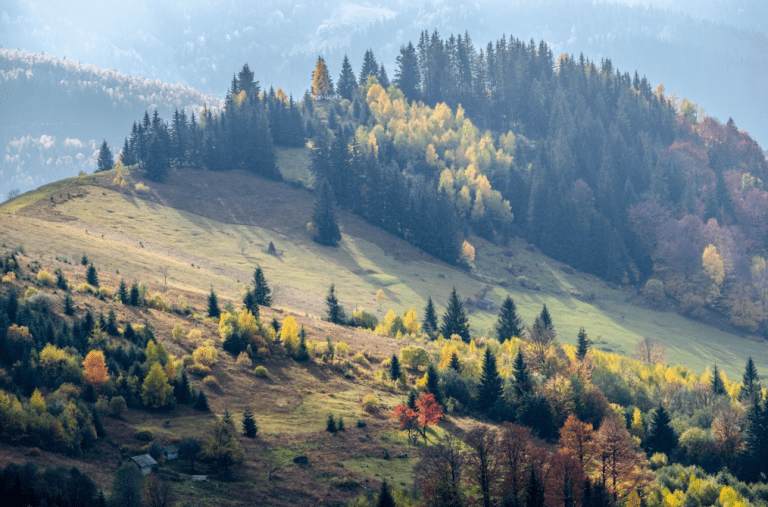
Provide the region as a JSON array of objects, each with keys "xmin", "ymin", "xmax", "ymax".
[
  {"xmin": 3, "ymin": 0, "xmax": 767, "ymax": 148},
  {"xmin": 0, "ymin": 49, "xmax": 222, "ymax": 197}
]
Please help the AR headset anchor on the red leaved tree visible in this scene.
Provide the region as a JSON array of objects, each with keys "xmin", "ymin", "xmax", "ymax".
[{"xmin": 393, "ymin": 392, "xmax": 443, "ymax": 444}]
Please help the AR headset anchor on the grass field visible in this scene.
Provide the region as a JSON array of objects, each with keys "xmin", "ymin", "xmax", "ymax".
[{"xmin": 1, "ymin": 159, "xmax": 766, "ymax": 379}]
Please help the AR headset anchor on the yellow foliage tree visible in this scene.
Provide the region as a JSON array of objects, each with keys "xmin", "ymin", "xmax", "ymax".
[
  {"xmin": 461, "ymin": 240, "xmax": 475, "ymax": 263},
  {"xmin": 142, "ymin": 362, "xmax": 174, "ymax": 409},
  {"xmin": 82, "ymin": 350, "xmax": 109, "ymax": 388},
  {"xmin": 281, "ymin": 315, "xmax": 299, "ymax": 353},
  {"xmin": 402, "ymin": 307, "xmax": 420, "ymax": 335},
  {"xmin": 702, "ymin": 244, "xmax": 725, "ymax": 302},
  {"xmin": 312, "ymin": 57, "xmax": 331, "ymax": 98},
  {"xmin": 375, "ymin": 289, "xmax": 387, "ymax": 310},
  {"xmin": 30, "ymin": 388, "xmax": 46, "ymax": 414}
]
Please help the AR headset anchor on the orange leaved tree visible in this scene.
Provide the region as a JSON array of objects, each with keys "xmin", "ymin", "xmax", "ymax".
[{"xmin": 82, "ymin": 350, "xmax": 109, "ymax": 388}]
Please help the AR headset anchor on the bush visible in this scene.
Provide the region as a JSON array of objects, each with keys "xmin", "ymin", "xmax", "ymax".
[
  {"xmin": 334, "ymin": 342, "xmax": 349, "ymax": 356},
  {"xmin": 135, "ymin": 429, "xmax": 154, "ymax": 441},
  {"xmin": 37, "ymin": 270, "xmax": 55, "ymax": 286},
  {"xmin": 643, "ymin": 278, "xmax": 666, "ymax": 308},
  {"xmin": 361, "ymin": 394, "xmax": 380, "ymax": 413},
  {"xmin": 147, "ymin": 293, "xmax": 169, "ymax": 312},
  {"xmin": 193, "ymin": 341, "xmax": 218, "ymax": 366},
  {"xmin": 76, "ymin": 283, "xmax": 94, "ymax": 294},
  {"xmin": 352, "ymin": 352, "xmax": 369, "ymax": 366},
  {"xmin": 236, "ymin": 351, "xmax": 252, "ymax": 365},
  {"xmin": 350, "ymin": 309, "xmax": 378, "ymax": 330},
  {"xmin": 649, "ymin": 452, "xmax": 668, "ymax": 469},
  {"xmin": 253, "ymin": 366, "xmax": 269, "ymax": 378},
  {"xmin": 181, "ymin": 355, "xmax": 195, "ymax": 367},
  {"xmin": 187, "ymin": 363, "xmax": 211, "ymax": 376},
  {"xmin": 110, "ymin": 396, "xmax": 127, "ymax": 417},
  {"xmin": 399, "ymin": 346, "xmax": 430, "ymax": 369},
  {"xmin": 172, "ymin": 323, "xmax": 185, "ymax": 343},
  {"xmin": 98, "ymin": 286, "xmax": 113, "ymax": 299},
  {"xmin": 27, "ymin": 292, "xmax": 56, "ymax": 313},
  {"xmin": 187, "ymin": 329, "xmax": 202, "ymax": 342},
  {"xmin": 24, "ymin": 287, "xmax": 39, "ymax": 299},
  {"xmin": 202, "ymin": 376, "xmax": 219, "ymax": 389}
]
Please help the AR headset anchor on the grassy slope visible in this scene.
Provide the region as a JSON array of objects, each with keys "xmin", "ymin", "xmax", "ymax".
[{"xmin": 1, "ymin": 151, "xmax": 765, "ymax": 380}]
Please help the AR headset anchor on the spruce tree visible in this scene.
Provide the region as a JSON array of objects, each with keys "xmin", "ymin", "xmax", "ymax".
[
  {"xmin": 96, "ymin": 140, "xmax": 114, "ymax": 172},
  {"xmin": 129, "ymin": 283, "xmax": 141, "ymax": 307},
  {"xmin": 440, "ymin": 288, "xmax": 470, "ymax": 342},
  {"xmin": 144, "ymin": 133, "xmax": 169, "ymax": 182},
  {"xmin": 496, "ymin": 295, "xmax": 523, "ymax": 342},
  {"xmin": 294, "ymin": 328, "xmax": 309, "ymax": 362},
  {"xmin": 406, "ymin": 389, "xmax": 417, "ymax": 410},
  {"xmin": 312, "ymin": 178, "xmax": 341, "ymax": 247},
  {"xmin": 123, "ymin": 322, "xmax": 135, "ymax": 342},
  {"xmin": 512, "ymin": 350, "xmax": 532, "ymax": 399},
  {"xmin": 242, "ymin": 409, "xmax": 258, "ymax": 438},
  {"xmin": 377, "ymin": 64, "xmax": 390, "ymax": 88},
  {"xmin": 207, "ymin": 287, "xmax": 220, "ymax": 318},
  {"xmin": 423, "ymin": 297, "xmax": 438, "ymax": 338},
  {"xmin": 242, "ymin": 289, "xmax": 258, "ymax": 319},
  {"xmin": 120, "ymin": 137, "xmax": 135, "ymax": 167},
  {"xmin": 359, "ymin": 49, "xmax": 380, "ymax": 85},
  {"xmin": 175, "ymin": 369, "xmax": 192, "ymax": 404},
  {"xmin": 576, "ymin": 327, "xmax": 590, "ymax": 359},
  {"xmin": 63, "ymin": 294, "xmax": 76, "ymax": 316},
  {"xmin": 376, "ymin": 481, "xmax": 396, "ymax": 507},
  {"xmin": 252, "ymin": 266, "xmax": 272, "ymax": 306},
  {"xmin": 106, "ymin": 308, "xmax": 119, "ymax": 336},
  {"xmin": 194, "ymin": 389, "xmax": 210, "ymax": 411},
  {"xmin": 395, "ymin": 42, "xmax": 420, "ymax": 102},
  {"xmin": 539, "ymin": 304, "xmax": 554, "ymax": 333},
  {"xmin": 477, "ymin": 347, "xmax": 502, "ymax": 414},
  {"xmin": 449, "ymin": 351, "xmax": 461, "ymax": 371},
  {"xmin": 337, "ymin": 55, "xmax": 358, "ymax": 101},
  {"xmin": 426, "ymin": 363, "xmax": 442, "ymax": 405},
  {"xmin": 711, "ymin": 364, "xmax": 726, "ymax": 395},
  {"xmin": 326, "ymin": 413, "xmax": 337, "ymax": 433},
  {"xmin": 389, "ymin": 354, "xmax": 402, "ymax": 381},
  {"xmin": 81, "ymin": 253, "xmax": 89, "ymax": 266},
  {"xmin": 337, "ymin": 416, "xmax": 345, "ymax": 431},
  {"xmin": 739, "ymin": 356, "xmax": 762, "ymax": 402},
  {"xmin": 645, "ymin": 404, "xmax": 677, "ymax": 455},
  {"xmin": 86, "ymin": 264, "xmax": 99, "ymax": 287},
  {"xmin": 325, "ymin": 284, "xmax": 346, "ymax": 324},
  {"xmin": 743, "ymin": 397, "xmax": 768, "ymax": 482},
  {"xmin": 55, "ymin": 268, "xmax": 68, "ymax": 290},
  {"xmin": 117, "ymin": 280, "xmax": 128, "ymax": 304}
]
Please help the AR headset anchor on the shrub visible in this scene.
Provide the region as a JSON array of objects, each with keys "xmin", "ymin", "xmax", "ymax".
[
  {"xmin": 326, "ymin": 413, "xmax": 337, "ymax": 433},
  {"xmin": 172, "ymin": 323, "xmax": 185, "ymax": 343},
  {"xmin": 187, "ymin": 329, "xmax": 202, "ymax": 342},
  {"xmin": 193, "ymin": 341, "xmax": 218, "ymax": 366},
  {"xmin": 2, "ymin": 271, "xmax": 16, "ymax": 283},
  {"xmin": 334, "ymin": 342, "xmax": 349, "ymax": 357},
  {"xmin": 135, "ymin": 429, "xmax": 154, "ymax": 441},
  {"xmin": 352, "ymin": 352, "xmax": 369, "ymax": 366},
  {"xmin": 25, "ymin": 447, "xmax": 41, "ymax": 457},
  {"xmin": 27, "ymin": 292, "xmax": 56, "ymax": 313},
  {"xmin": 24, "ymin": 287, "xmax": 39, "ymax": 299},
  {"xmin": 147, "ymin": 293, "xmax": 169, "ymax": 312},
  {"xmin": 399, "ymin": 346, "xmax": 430, "ymax": 369},
  {"xmin": 361, "ymin": 394, "xmax": 380, "ymax": 413},
  {"xmin": 76, "ymin": 283, "xmax": 94, "ymax": 294},
  {"xmin": 643, "ymin": 278, "xmax": 666, "ymax": 308},
  {"xmin": 97, "ymin": 286, "xmax": 113, "ymax": 299},
  {"xmin": 37, "ymin": 270, "xmax": 55, "ymax": 286},
  {"xmin": 187, "ymin": 363, "xmax": 211, "ymax": 376},
  {"xmin": 649, "ymin": 452, "xmax": 668, "ymax": 469},
  {"xmin": 181, "ymin": 355, "xmax": 195, "ymax": 367},
  {"xmin": 236, "ymin": 352, "xmax": 252, "ymax": 366},
  {"xmin": 253, "ymin": 366, "xmax": 269, "ymax": 378},
  {"xmin": 110, "ymin": 396, "xmax": 127, "ymax": 417},
  {"xmin": 135, "ymin": 182, "xmax": 149, "ymax": 191},
  {"xmin": 356, "ymin": 419, "xmax": 367, "ymax": 428},
  {"xmin": 202, "ymin": 375, "xmax": 219, "ymax": 389},
  {"xmin": 350, "ymin": 309, "xmax": 378, "ymax": 330}
]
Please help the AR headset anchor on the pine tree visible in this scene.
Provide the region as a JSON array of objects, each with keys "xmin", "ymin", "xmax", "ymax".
[
  {"xmin": 539, "ymin": 304, "xmax": 554, "ymax": 334},
  {"xmin": 106, "ymin": 308, "xmax": 119, "ymax": 336},
  {"xmin": 577, "ymin": 327, "xmax": 590, "ymax": 359},
  {"xmin": 86, "ymin": 264, "xmax": 99, "ymax": 287},
  {"xmin": 337, "ymin": 55, "xmax": 358, "ymax": 101},
  {"xmin": 440, "ymin": 288, "xmax": 470, "ymax": 342},
  {"xmin": 739, "ymin": 356, "xmax": 762, "ymax": 402},
  {"xmin": 423, "ymin": 297, "xmax": 439, "ymax": 338},
  {"xmin": 123, "ymin": 322, "xmax": 135, "ymax": 342},
  {"xmin": 117, "ymin": 280, "xmax": 128, "ymax": 304},
  {"xmin": 711, "ymin": 364, "xmax": 726, "ymax": 395},
  {"xmin": 395, "ymin": 42, "xmax": 420, "ymax": 102},
  {"xmin": 377, "ymin": 64, "xmax": 390, "ymax": 89},
  {"xmin": 129, "ymin": 283, "xmax": 141, "ymax": 307},
  {"xmin": 312, "ymin": 178, "xmax": 341, "ymax": 246},
  {"xmin": 326, "ymin": 413, "xmax": 337, "ymax": 433},
  {"xmin": 743, "ymin": 396, "xmax": 768, "ymax": 482},
  {"xmin": 96, "ymin": 140, "xmax": 114, "ymax": 172},
  {"xmin": 449, "ymin": 351, "xmax": 461, "ymax": 371},
  {"xmin": 194, "ymin": 389, "xmax": 210, "ymax": 411},
  {"xmin": 81, "ymin": 253, "xmax": 89, "ymax": 265},
  {"xmin": 208, "ymin": 287, "xmax": 220, "ymax": 318},
  {"xmin": 389, "ymin": 354, "xmax": 402, "ymax": 381},
  {"xmin": 359, "ymin": 49, "xmax": 380, "ymax": 85},
  {"xmin": 496, "ymin": 295, "xmax": 523, "ymax": 342},
  {"xmin": 242, "ymin": 409, "xmax": 258, "ymax": 438},
  {"xmin": 63, "ymin": 293, "xmax": 76, "ymax": 316},
  {"xmin": 512, "ymin": 350, "xmax": 532, "ymax": 399},
  {"xmin": 252, "ymin": 266, "xmax": 272, "ymax": 306},
  {"xmin": 337, "ymin": 416, "xmax": 345, "ymax": 431},
  {"xmin": 406, "ymin": 389, "xmax": 417, "ymax": 410},
  {"xmin": 121, "ymin": 137, "xmax": 135, "ymax": 167},
  {"xmin": 175, "ymin": 369, "xmax": 192, "ymax": 404},
  {"xmin": 376, "ymin": 481, "xmax": 396, "ymax": 507},
  {"xmin": 477, "ymin": 347, "xmax": 502, "ymax": 414},
  {"xmin": 645, "ymin": 404, "xmax": 677, "ymax": 455},
  {"xmin": 242, "ymin": 289, "xmax": 258, "ymax": 319},
  {"xmin": 294, "ymin": 328, "xmax": 309, "ymax": 362},
  {"xmin": 426, "ymin": 363, "xmax": 442, "ymax": 405},
  {"xmin": 144, "ymin": 133, "xmax": 169, "ymax": 182},
  {"xmin": 55, "ymin": 268, "xmax": 68, "ymax": 290},
  {"xmin": 325, "ymin": 284, "xmax": 346, "ymax": 324}
]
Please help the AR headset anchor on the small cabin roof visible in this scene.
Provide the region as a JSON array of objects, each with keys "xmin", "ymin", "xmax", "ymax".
[{"xmin": 131, "ymin": 454, "xmax": 158, "ymax": 468}]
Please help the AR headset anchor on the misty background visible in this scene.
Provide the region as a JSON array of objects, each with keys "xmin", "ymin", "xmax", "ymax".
[{"xmin": 1, "ymin": 0, "xmax": 766, "ymax": 197}]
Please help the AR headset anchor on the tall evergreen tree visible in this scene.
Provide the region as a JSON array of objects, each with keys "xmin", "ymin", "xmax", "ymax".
[
  {"xmin": 129, "ymin": 283, "xmax": 141, "ymax": 307},
  {"xmin": 743, "ymin": 396, "xmax": 768, "ymax": 482},
  {"xmin": 359, "ymin": 49, "xmax": 380, "ymax": 85},
  {"xmin": 325, "ymin": 284, "xmax": 346, "ymax": 325},
  {"xmin": 207, "ymin": 288, "xmax": 220, "ymax": 319},
  {"xmin": 252, "ymin": 266, "xmax": 272, "ymax": 306},
  {"xmin": 406, "ymin": 389, "xmax": 417, "ymax": 410},
  {"xmin": 242, "ymin": 409, "xmax": 258, "ymax": 438},
  {"xmin": 512, "ymin": 350, "xmax": 532, "ymax": 399},
  {"xmin": 576, "ymin": 327, "xmax": 590, "ymax": 359},
  {"xmin": 175, "ymin": 369, "xmax": 192, "ymax": 404},
  {"xmin": 96, "ymin": 140, "xmax": 114, "ymax": 172},
  {"xmin": 449, "ymin": 351, "xmax": 461, "ymax": 371},
  {"xmin": 496, "ymin": 295, "xmax": 523, "ymax": 342},
  {"xmin": 63, "ymin": 293, "xmax": 76, "ymax": 316},
  {"xmin": 739, "ymin": 356, "xmax": 762, "ymax": 402},
  {"xmin": 312, "ymin": 178, "xmax": 342, "ymax": 246},
  {"xmin": 395, "ymin": 42, "xmax": 421, "ymax": 102},
  {"xmin": 194, "ymin": 389, "xmax": 210, "ymax": 411},
  {"xmin": 440, "ymin": 288, "xmax": 470, "ymax": 342},
  {"xmin": 422, "ymin": 297, "xmax": 439, "ymax": 338},
  {"xmin": 389, "ymin": 354, "xmax": 402, "ymax": 381},
  {"xmin": 86, "ymin": 264, "xmax": 99, "ymax": 287},
  {"xmin": 242, "ymin": 289, "xmax": 258, "ymax": 320},
  {"xmin": 711, "ymin": 364, "xmax": 726, "ymax": 395},
  {"xmin": 477, "ymin": 347, "xmax": 502, "ymax": 415},
  {"xmin": 377, "ymin": 64, "xmax": 390, "ymax": 89},
  {"xmin": 645, "ymin": 404, "xmax": 677, "ymax": 456},
  {"xmin": 117, "ymin": 280, "xmax": 128, "ymax": 304},
  {"xmin": 426, "ymin": 363, "xmax": 442, "ymax": 405},
  {"xmin": 337, "ymin": 55, "xmax": 358, "ymax": 101},
  {"xmin": 120, "ymin": 137, "xmax": 135, "ymax": 167},
  {"xmin": 144, "ymin": 134, "xmax": 169, "ymax": 182},
  {"xmin": 539, "ymin": 304, "xmax": 554, "ymax": 334},
  {"xmin": 376, "ymin": 481, "xmax": 396, "ymax": 507}
]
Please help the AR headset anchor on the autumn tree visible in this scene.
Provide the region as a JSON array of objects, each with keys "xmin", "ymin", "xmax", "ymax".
[
  {"xmin": 634, "ymin": 337, "xmax": 666, "ymax": 364},
  {"xmin": 141, "ymin": 363, "xmax": 174, "ymax": 409},
  {"xmin": 312, "ymin": 56, "xmax": 332, "ymax": 98},
  {"xmin": 82, "ymin": 350, "xmax": 109, "ymax": 388},
  {"xmin": 203, "ymin": 414, "xmax": 245, "ymax": 481},
  {"xmin": 712, "ymin": 403, "xmax": 743, "ymax": 468},
  {"xmin": 702, "ymin": 244, "xmax": 725, "ymax": 303},
  {"xmin": 440, "ymin": 287, "xmax": 470, "ymax": 342},
  {"xmin": 594, "ymin": 416, "xmax": 653, "ymax": 502},
  {"xmin": 416, "ymin": 433, "xmax": 466, "ymax": 506},
  {"xmin": 376, "ymin": 289, "xmax": 387, "ymax": 310},
  {"xmin": 497, "ymin": 295, "xmax": 524, "ymax": 342},
  {"xmin": 466, "ymin": 426, "xmax": 500, "ymax": 507},
  {"xmin": 499, "ymin": 422, "xmax": 537, "ymax": 501},
  {"xmin": 559, "ymin": 414, "xmax": 597, "ymax": 474}
]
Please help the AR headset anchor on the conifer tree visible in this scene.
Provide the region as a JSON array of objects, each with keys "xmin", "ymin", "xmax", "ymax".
[
  {"xmin": 123, "ymin": 322, "xmax": 135, "ymax": 342},
  {"xmin": 359, "ymin": 49, "xmax": 380, "ymax": 85},
  {"xmin": 645, "ymin": 404, "xmax": 677, "ymax": 456},
  {"xmin": 423, "ymin": 297, "xmax": 438, "ymax": 338},
  {"xmin": 539, "ymin": 304, "xmax": 554, "ymax": 334},
  {"xmin": 129, "ymin": 283, "xmax": 141, "ymax": 307},
  {"xmin": 395, "ymin": 42, "xmax": 420, "ymax": 102},
  {"xmin": 55, "ymin": 268, "xmax": 68, "ymax": 290},
  {"xmin": 376, "ymin": 481, "xmax": 396, "ymax": 507},
  {"xmin": 96, "ymin": 140, "xmax": 114, "ymax": 172},
  {"xmin": 337, "ymin": 416, "xmax": 345, "ymax": 431},
  {"xmin": 743, "ymin": 397, "xmax": 768, "ymax": 482},
  {"xmin": 512, "ymin": 350, "xmax": 532, "ymax": 399},
  {"xmin": 337, "ymin": 55, "xmax": 358, "ymax": 101},
  {"xmin": 312, "ymin": 178, "xmax": 341, "ymax": 246},
  {"xmin": 496, "ymin": 295, "xmax": 523, "ymax": 342},
  {"xmin": 326, "ymin": 413, "xmax": 337, "ymax": 433},
  {"xmin": 63, "ymin": 293, "xmax": 76, "ymax": 316},
  {"xmin": 312, "ymin": 56, "xmax": 332, "ymax": 98},
  {"xmin": 377, "ymin": 64, "xmax": 390, "ymax": 89},
  {"xmin": 117, "ymin": 280, "xmax": 128, "ymax": 304},
  {"xmin": 325, "ymin": 284, "xmax": 346, "ymax": 324},
  {"xmin": 440, "ymin": 288, "xmax": 470, "ymax": 342},
  {"xmin": 106, "ymin": 308, "xmax": 119, "ymax": 336},
  {"xmin": 242, "ymin": 409, "xmax": 258, "ymax": 438},
  {"xmin": 120, "ymin": 137, "xmax": 135, "ymax": 167},
  {"xmin": 740, "ymin": 356, "xmax": 762, "ymax": 402},
  {"xmin": 711, "ymin": 364, "xmax": 726, "ymax": 395},
  {"xmin": 175, "ymin": 369, "xmax": 192, "ymax": 404},
  {"xmin": 86, "ymin": 264, "xmax": 99, "ymax": 287},
  {"xmin": 449, "ymin": 351, "xmax": 461, "ymax": 371},
  {"xmin": 242, "ymin": 289, "xmax": 258, "ymax": 319},
  {"xmin": 406, "ymin": 389, "xmax": 417, "ymax": 410},
  {"xmin": 207, "ymin": 287, "xmax": 220, "ymax": 318},
  {"xmin": 576, "ymin": 327, "xmax": 590, "ymax": 359},
  {"xmin": 389, "ymin": 353, "xmax": 402, "ymax": 381},
  {"xmin": 477, "ymin": 347, "xmax": 502, "ymax": 414},
  {"xmin": 294, "ymin": 327, "xmax": 309, "ymax": 362},
  {"xmin": 144, "ymin": 133, "xmax": 169, "ymax": 182},
  {"xmin": 426, "ymin": 363, "xmax": 442, "ymax": 405},
  {"xmin": 194, "ymin": 389, "xmax": 210, "ymax": 411},
  {"xmin": 252, "ymin": 265, "xmax": 272, "ymax": 306}
]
